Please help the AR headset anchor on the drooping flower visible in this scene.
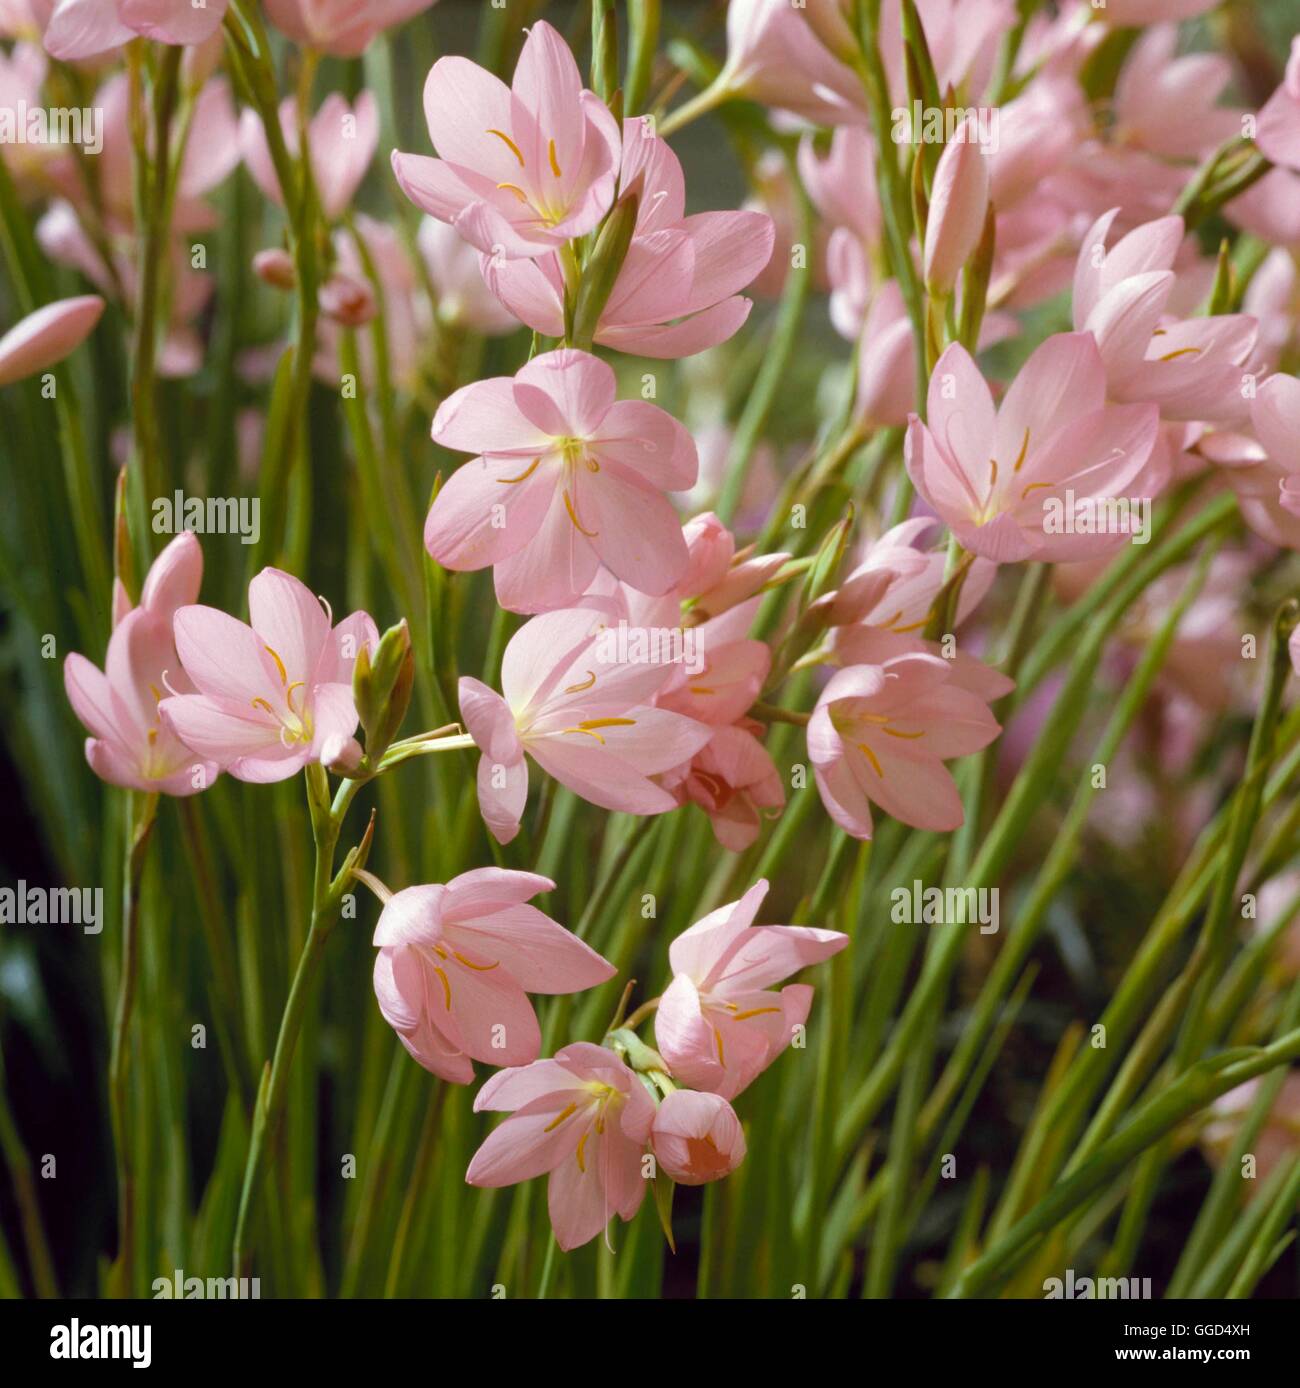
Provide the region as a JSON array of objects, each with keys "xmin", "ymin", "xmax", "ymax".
[
  {"xmin": 808, "ymin": 653, "xmax": 1002, "ymax": 839},
  {"xmin": 392, "ymin": 20, "xmax": 621, "ymax": 258},
  {"xmin": 466, "ymin": 1041, "xmax": 655, "ymax": 1251},
  {"xmin": 654, "ymin": 880, "xmax": 847, "ymax": 1100},
  {"xmin": 371, "ymin": 869, "xmax": 614, "ymax": 1082},
  {"xmin": 659, "ymin": 719, "xmax": 785, "ymax": 853},
  {"xmin": 482, "ymin": 118, "xmax": 774, "ymax": 358},
  {"xmin": 0, "ymin": 294, "xmax": 102, "ymax": 386},
  {"xmin": 459, "ymin": 607, "xmax": 710, "ymax": 844},
  {"xmin": 1072, "ymin": 210, "xmax": 1257, "ymax": 425},
  {"xmin": 426, "ymin": 348, "xmax": 696, "ymax": 612},
  {"xmin": 264, "ymin": 0, "xmax": 435, "ymax": 56},
  {"xmin": 43, "ymin": 0, "xmax": 227, "ymax": 61},
  {"xmin": 650, "ymin": 1090, "xmax": 746, "ymax": 1186},
  {"xmin": 64, "ymin": 533, "xmax": 218, "ymax": 796},
  {"xmin": 159, "ymin": 567, "xmax": 377, "ymax": 783},
  {"xmin": 240, "ymin": 91, "xmax": 379, "ymax": 223},
  {"xmin": 905, "ymin": 334, "xmax": 1159, "ymax": 562}
]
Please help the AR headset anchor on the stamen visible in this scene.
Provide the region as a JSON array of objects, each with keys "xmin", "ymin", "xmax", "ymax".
[
  {"xmin": 318, "ymin": 594, "xmax": 333, "ymax": 626},
  {"xmin": 882, "ymin": 727, "xmax": 926, "ymax": 739},
  {"xmin": 543, "ymin": 1102, "xmax": 578, "ymax": 1133},
  {"xmin": 578, "ymin": 718, "xmax": 636, "ymax": 731},
  {"xmin": 731, "ymin": 1006, "xmax": 782, "ymax": 1021},
  {"xmin": 1158, "ymin": 346, "xmax": 1202, "ymax": 362},
  {"xmin": 264, "ymin": 644, "xmax": 289, "ymax": 686},
  {"xmin": 499, "ymin": 456, "xmax": 542, "ymax": 484},
  {"xmin": 433, "ymin": 965, "xmax": 452, "ymax": 1011},
  {"xmin": 857, "ymin": 741, "xmax": 885, "ymax": 777},
  {"xmin": 576, "ymin": 1130, "xmax": 589, "ymax": 1173},
  {"xmin": 147, "ymin": 728, "xmax": 158, "ymax": 745},
  {"xmin": 1021, "ymin": 481, "xmax": 1052, "ymax": 499},
  {"xmin": 496, "ymin": 182, "xmax": 530, "ymax": 204},
  {"xmin": 452, "ymin": 951, "xmax": 499, "ymax": 971},
  {"xmin": 486, "ymin": 128, "xmax": 525, "ymax": 166},
  {"xmin": 285, "ymin": 681, "xmax": 305, "ymax": 714},
  {"xmin": 561, "ymin": 726, "xmax": 606, "ymax": 743},
  {"xmin": 1011, "ymin": 427, "xmax": 1030, "ymax": 473},
  {"xmin": 563, "ymin": 488, "xmax": 598, "ymax": 537},
  {"xmin": 714, "ymin": 1026, "xmax": 726, "ymax": 1067},
  {"xmin": 547, "ymin": 138, "xmax": 562, "ymax": 177},
  {"xmin": 160, "ymin": 668, "xmax": 184, "ymax": 698},
  {"xmin": 988, "ymin": 458, "xmax": 999, "ymax": 487},
  {"xmin": 251, "ymin": 697, "xmax": 276, "ymax": 716},
  {"xmin": 148, "ymin": 683, "xmax": 164, "ymax": 704},
  {"xmin": 689, "ymin": 686, "xmax": 716, "ymax": 695},
  {"xmin": 564, "ymin": 670, "xmax": 597, "ymax": 694}
]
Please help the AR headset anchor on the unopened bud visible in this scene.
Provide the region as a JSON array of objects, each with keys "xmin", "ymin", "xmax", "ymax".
[{"xmin": 253, "ymin": 248, "xmax": 296, "ymax": 291}]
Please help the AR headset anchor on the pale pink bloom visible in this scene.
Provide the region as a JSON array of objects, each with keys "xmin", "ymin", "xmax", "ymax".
[
  {"xmin": 987, "ymin": 72, "xmax": 1088, "ymax": 212},
  {"xmin": 426, "ymin": 349, "xmax": 696, "ymax": 612},
  {"xmin": 1257, "ymin": 38, "xmax": 1300, "ymax": 174},
  {"xmin": 879, "ymin": 0, "xmax": 1016, "ymax": 106},
  {"xmin": 159, "ymin": 568, "xmax": 377, "ymax": 783},
  {"xmin": 240, "ymin": 91, "xmax": 378, "ymax": 222},
  {"xmin": 673, "ymin": 511, "xmax": 789, "ymax": 622},
  {"xmin": 854, "ymin": 282, "xmax": 915, "ymax": 429},
  {"xmin": 655, "ymin": 880, "xmax": 847, "ymax": 1100},
  {"xmin": 265, "ymin": 0, "xmax": 434, "ymax": 56},
  {"xmin": 923, "ymin": 124, "xmax": 990, "ymax": 294},
  {"xmin": 418, "ymin": 218, "xmax": 518, "ymax": 336},
  {"xmin": 392, "ymin": 20, "xmax": 621, "ymax": 259},
  {"xmin": 1227, "ymin": 168, "xmax": 1300, "ymax": 251},
  {"xmin": 0, "ymin": 0, "xmax": 53, "ymax": 39},
  {"xmin": 64, "ymin": 533, "xmax": 218, "ymax": 796},
  {"xmin": 0, "ymin": 294, "xmax": 102, "ymax": 385},
  {"xmin": 825, "ymin": 225, "xmax": 875, "ymax": 340},
  {"xmin": 651, "ymin": 1090, "xmax": 746, "ymax": 1186},
  {"xmin": 466, "ymin": 1041, "xmax": 655, "ymax": 1251},
  {"xmin": 809, "ymin": 653, "xmax": 1002, "ymax": 838},
  {"xmin": 1072, "ymin": 210, "xmax": 1257, "ymax": 425},
  {"xmin": 1242, "ymin": 249, "xmax": 1299, "ymax": 376},
  {"xmin": 372, "ymin": 869, "xmax": 614, "ymax": 1083},
  {"xmin": 482, "ymin": 119, "xmax": 774, "ymax": 358},
  {"xmin": 719, "ymin": 0, "xmax": 864, "ymax": 126},
  {"xmin": 905, "ymin": 334, "xmax": 1159, "ymax": 563},
  {"xmin": 1112, "ymin": 25, "xmax": 1240, "ymax": 161},
  {"xmin": 659, "ymin": 720, "xmax": 785, "ymax": 853},
  {"xmin": 1203, "ymin": 1074, "xmax": 1300, "ymax": 1190},
  {"xmin": 0, "ymin": 43, "xmax": 65, "ymax": 188},
  {"xmin": 43, "ymin": 0, "xmax": 226, "ymax": 60},
  {"xmin": 797, "ymin": 127, "xmax": 881, "ymax": 247},
  {"xmin": 1234, "ymin": 372, "xmax": 1300, "ymax": 551},
  {"xmin": 459, "ymin": 607, "xmax": 711, "ymax": 844}
]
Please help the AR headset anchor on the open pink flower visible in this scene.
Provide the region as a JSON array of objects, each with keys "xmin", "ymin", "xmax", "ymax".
[
  {"xmin": 43, "ymin": 0, "xmax": 227, "ymax": 60},
  {"xmin": 392, "ymin": 20, "xmax": 621, "ymax": 258},
  {"xmin": 482, "ymin": 119, "xmax": 774, "ymax": 358},
  {"xmin": 659, "ymin": 720, "xmax": 785, "ymax": 853},
  {"xmin": 1112, "ymin": 24, "xmax": 1241, "ymax": 161},
  {"xmin": 426, "ymin": 349, "xmax": 696, "ymax": 612},
  {"xmin": 466, "ymin": 1041, "xmax": 654, "ymax": 1251},
  {"xmin": 159, "ymin": 568, "xmax": 377, "ymax": 783},
  {"xmin": 241, "ymin": 91, "xmax": 378, "ymax": 222},
  {"xmin": 808, "ymin": 653, "xmax": 1001, "ymax": 839},
  {"xmin": 905, "ymin": 334, "xmax": 1159, "ymax": 562},
  {"xmin": 265, "ymin": 0, "xmax": 434, "ymax": 56},
  {"xmin": 372, "ymin": 868, "xmax": 614, "ymax": 1083},
  {"xmin": 1072, "ymin": 210, "xmax": 1257, "ymax": 425},
  {"xmin": 64, "ymin": 533, "xmax": 218, "ymax": 796},
  {"xmin": 0, "ymin": 295, "xmax": 102, "ymax": 386},
  {"xmin": 650, "ymin": 1090, "xmax": 746, "ymax": 1186},
  {"xmin": 655, "ymin": 880, "xmax": 846, "ymax": 1100},
  {"xmin": 459, "ymin": 608, "xmax": 710, "ymax": 844},
  {"xmin": 1257, "ymin": 38, "xmax": 1300, "ymax": 173}
]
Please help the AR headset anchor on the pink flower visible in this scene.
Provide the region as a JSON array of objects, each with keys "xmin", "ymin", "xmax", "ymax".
[
  {"xmin": 906, "ymin": 334, "xmax": 1159, "ymax": 563},
  {"xmin": 482, "ymin": 118, "xmax": 774, "ymax": 358},
  {"xmin": 0, "ymin": 295, "xmax": 102, "ymax": 386},
  {"xmin": 1072, "ymin": 210, "xmax": 1257, "ymax": 425},
  {"xmin": 418, "ymin": 218, "xmax": 518, "ymax": 336},
  {"xmin": 655, "ymin": 880, "xmax": 846, "ymax": 1100},
  {"xmin": 159, "ymin": 568, "xmax": 377, "ymax": 783},
  {"xmin": 650, "ymin": 1090, "xmax": 746, "ymax": 1186},
  {"xmin": 1257, "ymin": 38, "xmax": 1300, "ymax": 174},
  {"xmin": 853, "ymin": 282, "xmax": 915, "ymax": 429},
  {"xmin": 240, "ymin": 91, "xmax": 378, "ymax": 223},
  {"xmin": 265, "ymin": 0, "xmax": 434, "ymax": 56},
  {"xmin": 43, "ymin": 0, "xmax": 227, "ymax": 60},
  {"xmin": 459, "ymin": 608, "xmax": 710, "ymax": 844},
  {"xmin": 1112, "ymin": 25, "xmax": 1241, "ymax": 162},
  {"xmin": 392, "ymin": 20, "xmax": 621, "ymax": 259},
  {"xmin": 64, "ymin": 533, "xmax": 219, "ymax": 796},
  {"xmin": 808, "ymin": 653, "xmax": 1002, "ymax": 838},
  {"xmin": 426, "ymin": 349, "xmax": 696, "ymax": 612},
  {"xmin": 466, "ymin": 1041, "xmax": 655, "ymax": 1251},
  {"xmin": 659, "ymin": 720, "xmax": 785, "ymax": 853},
  {"xmin": 372, "ymin": 868, "xmax": 615, "ymax": 1083},
  {"xmin": 923, "ymin": 126, "xmax": 990, "ymax": 294}
]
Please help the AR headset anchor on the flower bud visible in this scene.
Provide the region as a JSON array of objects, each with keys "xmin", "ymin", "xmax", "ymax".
[
  {"xmin": 353, "ymin": 618, "xmax": 413, "ymax": 760},
  {"xmin": 253, "ymin": 248, "xmax": 296, "ymax": 291},
  {"xmin": 321, "ymin": 734, "xmax": 364, "ymax": 775},
  {"xmin": 650, "ymin": 1090, "xmax": 747, "ymax": 1186},
  {"xmin": 319, "ymin": 271, "xmax": 377, "ymax": 328},
  {"xmin": 922, "ymin": 127, "xmax": 989, "ymax": 296}
]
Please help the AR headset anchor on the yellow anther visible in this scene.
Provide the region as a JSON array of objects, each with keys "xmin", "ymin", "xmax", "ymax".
[
  {"xmin": 543, "ymin": 1102, "xmax": 578, "ymax": 1133},
  {"xmin": 561, "ymin": 726, "xmax": 606, "ymax": 743},
  {"xmin": 452, "ymin": 951, "xmax": 499, "ymax": 972},
  {"xmin": 576, "ymin": 1130, "xmax": 589, "ymax": 1173},
  {"xmin": 857, "ymin": 741, "xmax": 885, "ymax": 777},
  {"xmin": 486, "ymin": 128, "xmax": 525, "ymax": 166},
  {"xmin": 548, "ymin": 138, "xmax": 562, "ymax": 177},
  {"xmin": 1021, "ymin": 481, "xmax": 1052, "ymax": 499},
  {"xmin": 883, "ymin": 726, "xmax": 925, "ymax": 740},
  {"xmin": 563, "ymin": 488, "xmax": 598, "ymax": 537},
  {"xmin": 433, "ymin": 965, "xmax": 452, "ymax": 1011},
  {"xmin": 147, "ymin": 728, "xmax": 158, "ymax": 745},
  {"xmin": 149, "ymin": 683, "xmax": 164, "ymax": 704},
  {"xmin": 988, "ymin": 457, "xmax": 999, "ymax": 487},
  {"xmin": 264, "ymin": 644, "xmax": 288, "ymax": 686},
  {"xmin": 1012, "ymin": 427, "xmax": 1031, "ymax": 473},
  {"xmin": 714, "ymin": 1026, "xmax": 726, "ymax": 1067},
  {"xmin": 564, "ymin": 670, "xmax": 597, "ymax": 694},
  {"xmin": 578, "ymin": 718, "xmax": 635, "ymax": 731},
  {"xmin": 496, "ymin": 182, "xmax": 530, "ymax": 204},
  {"xmin": 731, "ymin": 1006, "xmax": 782, "ymax": 1021},
  {"xmin": 1158, "ymin": 346, "xmax": 1202, "ymax": 362},
  {"xmin": 499, "ymin": 456, "xmax": 542, "ymax": 484},
  {"xmin": 251, "ymin": 696, "xmax": 276, "ymax": 716},
  {"xmin": 689, "ymin": 686, "xmax": 716, "ymax": 695}
]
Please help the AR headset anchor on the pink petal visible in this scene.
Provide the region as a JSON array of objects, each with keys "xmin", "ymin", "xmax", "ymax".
[
  {"xmin": 248, "ymin": 568, "xmax": 330, "ymax": 684},
  {"xmin": 0, "ymin": 295, "xmax": 104, "ymax": 386}
]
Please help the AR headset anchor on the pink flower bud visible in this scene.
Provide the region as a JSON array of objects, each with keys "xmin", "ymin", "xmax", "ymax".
[
  {"xmin": 0, "ymin": 295, "xmax": 103, "ymax": 387},
  {"xmin": 318, "ymin": 271, "xmax": 377, "ymax": 327},
  {"xmin": 321, "ymin": 735, "xmax": 364, "ymax": 775},
  {"xmin": 252, "ymin": 248, "xmax": 296, "ymax": 291},
  {"xmin": 650, "ymin": 1090, "xmax": 747, "ymax": 1186},
  {"xmin": 922, "ymin": 129, "xmax": 989, "ymax": 295}
]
